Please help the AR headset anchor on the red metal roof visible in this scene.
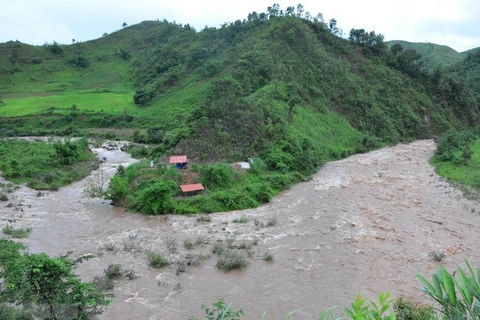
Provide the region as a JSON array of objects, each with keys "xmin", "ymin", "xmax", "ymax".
[
  {"xmin": 169, "ymin": 155, "xmax": 188, "ymax": 164},
  {"xmin": 180, "ymin": 183, "xmax": 204, "ymax": 193}
]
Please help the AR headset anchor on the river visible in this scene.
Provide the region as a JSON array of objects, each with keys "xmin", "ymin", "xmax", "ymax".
[{"xmin": 1, "ymin": 139, "xmax": 479, "ymax": 319}]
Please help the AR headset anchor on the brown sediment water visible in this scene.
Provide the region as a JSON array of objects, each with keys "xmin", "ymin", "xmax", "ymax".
[{"xmin": 1, "ymin": 139, "xmax": 479, "ymax": 320}]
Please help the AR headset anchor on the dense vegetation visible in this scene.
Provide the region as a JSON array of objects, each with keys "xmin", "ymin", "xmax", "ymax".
[
  {"xmin": 430, "ymin": 128, "xmax": 480, "ymax": 190},
  {"xmin": 106, "ymin": 158, "xmax": 293, "ymax": 214},
  {"xmin": 106, "ymin": 5, "xmax": 479, "ymax": 213},
  {"xmin": 447, "ymin": 48, "xmax": 480, "ymax": 96},
  {"xmin": 0, "ymin": 138, "xmax": 97, "ymax": 190},
  {"xmin": 0, "ymin": 238, "xmax": 111, "ymax": 319},
  {"xmin": 1, "ymin": 3, "xmax": 479, "ymax": 213}
]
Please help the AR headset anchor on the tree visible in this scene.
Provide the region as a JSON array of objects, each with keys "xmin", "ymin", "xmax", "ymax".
[
  {"xmin": 313, "ymin": 12, "xmax": 324, "ymax": 23},
  {"xmin": 119, "ymin": 48, "xmax": 131, "ymax": 60},
  {"xmin": 329, "ymin": 18, "xmax": 342, "ymax": 36},
  {"xmin": 132, "ymin": 180, "xmax": 177, "ymax": 215},
  {"xmin": 267, "ymin": 3, "xmax": 280, "ymax": 18},
  {"xmin": 9, "ymin": 49, "xmax": 19, "ymax": 64},
  {"xmin": 348, "ymin": 29, "xmax": 386, "ymax": 55},
  {"xmin": 43, "ymin": 41, "xmax": 63, "ymax": 55},
  {"xmin": 247, "ymin": 11, "xmax": 259, "ymax": 21},
  {"xmin": 53, "ymin": 139, "xmax": 88, "ymax": 165},
  {"xmin": 0, "ymin": 248, "xmax": 111, "ymax": 319},
  {"xmin": 122, "ymin": 22, "xmax": 127, "ymax": 28},
  {"xmin": 69, "ymin": 55, "xmax": 89, "ymax": 68},
  {"xmin": 285, "ymin": 6, "xmax": 295, "ymax": 16},
  {"xmin": 296, "ymin": 3, "xmax": 304, "ymax": 18},
  {"xmin": 105, "ymin": 166, "xmax": 130, "ymax": 206}
]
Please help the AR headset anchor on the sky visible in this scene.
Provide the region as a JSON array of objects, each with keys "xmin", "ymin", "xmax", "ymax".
[{"xmin": 1, "ymin": 0, "xmax": 479, "ymax": 52}]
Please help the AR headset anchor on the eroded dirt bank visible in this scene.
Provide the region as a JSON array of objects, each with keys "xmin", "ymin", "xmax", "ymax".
[{"xmin": 1, "ymin": 139, "xmax": 479, "ymax": 320}]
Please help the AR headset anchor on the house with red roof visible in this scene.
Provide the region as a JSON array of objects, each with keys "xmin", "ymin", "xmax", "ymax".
[
  {"xmin": 169, "ymin": 155, "xmax": 188, "ymax": 169},
  {"xmin": 179, "ymin": 183, "xmax": 204, "ymax": 195}
]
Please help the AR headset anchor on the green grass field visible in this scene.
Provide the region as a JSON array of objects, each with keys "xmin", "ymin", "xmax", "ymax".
[{"xmin": 1, "ymin": 92, "xmax": 136, "ymax": 116}]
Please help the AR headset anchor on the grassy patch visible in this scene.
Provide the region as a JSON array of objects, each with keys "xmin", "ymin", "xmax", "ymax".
[
  {"xmin": 2, "ymin": 92, "xmax": 135, "ymax": 117},
  {"xmin": 2, "ymin": 225, "xmax": 32, "ymax": 238}
]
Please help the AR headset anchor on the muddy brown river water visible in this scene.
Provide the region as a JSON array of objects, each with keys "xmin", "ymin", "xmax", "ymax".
[{"xmin": 1, "ymin": 139, "xmax": 479, "ymax": 320}]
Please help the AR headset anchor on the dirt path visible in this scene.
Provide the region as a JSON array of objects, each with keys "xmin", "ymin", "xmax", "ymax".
[{"xmin": 1, "ymin": 139, "xmax": 479, "ymax": 319}]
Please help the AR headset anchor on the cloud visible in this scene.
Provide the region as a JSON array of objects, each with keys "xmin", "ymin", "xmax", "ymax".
[{"xmin": 0, "ymin": 1, "xmax": 74, "ymax": 44}]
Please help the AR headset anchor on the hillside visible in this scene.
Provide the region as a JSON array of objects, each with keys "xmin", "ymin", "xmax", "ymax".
[
  {"xmin": 386, "ymin": 40, "xmax": 466, "ymax": 69},
  {"xmin": 446, "ymin": 48, "xmax": 480, "ymax": 95},
  {"xmin": 0, "ymin": 5, "xmax": 479, "ymax": 214}
]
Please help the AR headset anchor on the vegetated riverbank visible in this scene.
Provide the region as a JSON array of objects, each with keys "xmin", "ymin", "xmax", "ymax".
[
  {"xmin": 1, "ymin": 139, "xmax": 479, "ymax": 320},
  {"xmin": 0, "ymin": 137, "xmax": 98, "ymax": 191},
  {"xmin": 429, "ymin": 128, "xmax": 480, "ymax": 194}
]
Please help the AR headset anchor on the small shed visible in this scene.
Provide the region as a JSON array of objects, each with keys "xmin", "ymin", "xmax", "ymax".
[
  {"xmin": 235, "ymin": 162, "xmax": 251, "ymax": 170},
  {"xmin": 180, "ymin": 183, "xmax": 204, "ymax": 195},
  {"xmin": 170, "ymin": 155, "xmax": 188, "ymax": 169}
]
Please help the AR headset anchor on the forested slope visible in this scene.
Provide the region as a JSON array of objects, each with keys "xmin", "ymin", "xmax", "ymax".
[{"xmin": 0, "ymin": 5, "xmax": 479, "ymax": 212}]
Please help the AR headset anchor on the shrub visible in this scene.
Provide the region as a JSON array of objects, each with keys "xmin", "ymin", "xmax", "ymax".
[
  {"xmin": 210, "ymin": 190, "xmax": 258, "ymax": 211},
  {"xmin": 200, "ymin": 163, "xmax": 235, "ymax": 189},
  {"xmin": 165, "ymin": 237, "xmax": 177, "ymax": 254},
  {"xmin": 212, "ymin": 242, "xmax": 227, "ymax": 256},
  {"xmin": 2, "ymin": 225, "xmax": 32, "ymax": 238},
  {"xmin": 0, "ymin": 193, "xmax": 8, "ymax": 201},
  {"xmin": 245, "ymin": 182, "xmax": 274, "ymax": 203},
  {"xmin": 127, "ymin": 145, "xmax": 149, "ymax": 158},
  {"xmin": 260, "ymin": 173, "xmax": 294, "ymax": 191},
  {"xmin": 69, "ymin": 56, "xmax": 90, "ymax": 68},
  {"xmin": 120, "ymin": 48, "xmax": 131, "ymax": 61},
  {"xmin": 184, "ymin": 253, "xmax": 207, "ymax": 266},
  {"xmin": 189, "ymin": 298, "xmax": 244, "ymax": 320},
  {"xmin": 216, "ymin": 250, "xmax": 248, "ymax": 272},
  {"xmin": 132, "ymin": 180, "xmax": 177, "ymax": 214},
  {"xmin": 233, "ymin": 216, "xmax": 249, "ymax": 223},
  {"xmin": 263, "ymin": 252, "xmax": 274, "ymax": 262},
  {"xmin": 93, "ymin": 275, "xmax": 115, "ymax": 291},
  {"xmin": 174, "ymin": 201, "xmax": 201, "ymax": 214},
  {"xmin": 105, "ymin": 175, "xmax": 129, "ymax": 206},
  {"xmin": 43, "ymin": 41, "xmax": 63, "ymax": 55},
  {"xmin": 428, "ymin": 250, "xmax": 445, "ymax": 262},
  {"xmin": 417, "ymin": 262, "xmax": 480, "ymax": 320},
  {"xmin": 266, "ymin": 216, "xmax": 277, "ymax": 227},
  {"xmin": 184, "ymin": 239, "xmax": 194, "ymax": 250},
  {"xmin": 104, "ymin": 264, "xmax": 123, "ymax": 280},
  {"xmin": 394, "ymin": 298, "xmax": 434, "ymax": 320},
  {"xmin": 148, "ymin": 252, "xmax": 169, "ymax": 268},
  {"xmin": 196, "ymin": 215, "xmax": 211, "ymax": 223}
]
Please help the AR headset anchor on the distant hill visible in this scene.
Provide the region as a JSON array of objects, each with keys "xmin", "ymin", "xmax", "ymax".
[
  {"xmin": 386, "ymin": 40, "xmax": 467, "ymax": 69},
  {"xmin": 447, "ymin": 48, "xmax": 480, "ymax": 95},
  {"xmin": 0, "ymin": 6, "xmax": 478, "ymax": 176}
]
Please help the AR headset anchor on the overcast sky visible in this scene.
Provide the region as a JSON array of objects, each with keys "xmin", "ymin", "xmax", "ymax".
[{"xmin": 1, "ymin": 0, "xmax": 479, "ymax": 52}]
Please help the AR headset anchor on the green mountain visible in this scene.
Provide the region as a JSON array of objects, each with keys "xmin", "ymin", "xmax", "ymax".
[
  {"xmin": 386, "ymin": 40, "xmax": 466, "ymax": 69},
  {"xmin": 0, "ymin": 8, "xmax": 479, "ymax": 175},
  {"xmin": 446, "ymin": 48, "xmax": 480, "ymax": 95}
]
